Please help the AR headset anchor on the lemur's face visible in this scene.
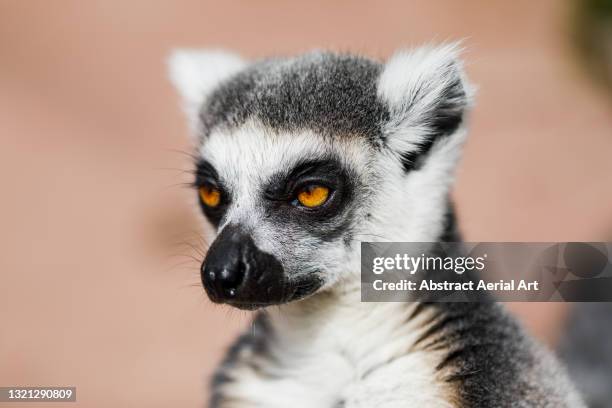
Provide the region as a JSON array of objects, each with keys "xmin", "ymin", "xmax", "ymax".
[
  {"xmin": 169, "ymin": 45, "xmax": 471, "ymax": 309},
  {"xmin": 193, "ymin": 126, "xmax": 370, "ymax": 308}
]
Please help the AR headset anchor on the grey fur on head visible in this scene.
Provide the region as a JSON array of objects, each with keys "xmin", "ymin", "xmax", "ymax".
[
  {"xmin": 201, "ymin": 52, "xmax": 389, "ymax": 143},
  {"xmin": 170, "ymin": 45, "xmax": 472, "ymax": 172}
]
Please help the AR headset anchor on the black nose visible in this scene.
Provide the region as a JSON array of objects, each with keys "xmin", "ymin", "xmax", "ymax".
[
  {"xmin": 201, "ymin": 225, "xmax": 249, "ymax": 300},
  {"xmin": 204, "ymin": 257, "xmax": 246, "ymax": 299},
  {"xmin": 201, "ymin": 224, "xmax": 284, "ymax": 307}
]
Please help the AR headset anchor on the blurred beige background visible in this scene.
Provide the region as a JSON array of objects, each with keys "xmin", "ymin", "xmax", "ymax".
[{"xmin": 1, "ymin": 1, "xmax": 611, "ymax": 407}]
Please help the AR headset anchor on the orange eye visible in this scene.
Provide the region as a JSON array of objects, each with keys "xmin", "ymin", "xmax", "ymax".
[
  {"xmin": 296, "ymin": 185, "xmax": 330, "ymax": 208},
  {"xmin": 199, "ymin": 185, "xmax": 221, "ymax": 208}
]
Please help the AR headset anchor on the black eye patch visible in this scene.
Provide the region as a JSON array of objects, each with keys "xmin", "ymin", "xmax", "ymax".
[
  {"xmin": 192, "ymin": 156, "xmax": 356, "ymax": 240},
  {"xmin": 262, "ymin": 157, "xmax": 353, "ymax": 221},
  {"xmin": 193, "ymin": 160, "xmax": 230, "ymax": 228},
  {"xmin": 194, "ymin": 160, "xmax": 220, "ymax": 186}
]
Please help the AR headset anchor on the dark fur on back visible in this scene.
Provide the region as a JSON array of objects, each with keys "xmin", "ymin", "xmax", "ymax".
[{"xmin": 410, "ymin": 205, "xmax": 573, "ymax": 407}]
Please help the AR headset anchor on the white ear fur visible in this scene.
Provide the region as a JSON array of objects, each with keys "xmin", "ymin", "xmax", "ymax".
[
  {"xmin": 167, "ymin": 49, "xmax": 246, "ymax": 132},
  {"xmin": 377, "ymin": 42, "xmax": 474, "ymax": 157}
]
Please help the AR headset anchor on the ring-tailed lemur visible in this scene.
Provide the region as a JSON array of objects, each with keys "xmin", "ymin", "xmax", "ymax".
[{"xmin": 168, "ymin": 44, "xmax": 585, "ymax": 407}]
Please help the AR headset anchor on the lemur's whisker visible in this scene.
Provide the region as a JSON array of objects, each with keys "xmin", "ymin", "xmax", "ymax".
[
  {"xmin": 165, "ymin": 147, "xmax": 199, "ymax": 161},
  {"xmin": 159, "ymin": 181, "xmax": 197, "ymax": 192},
  {"xmin": 179, "ymin": 282, "xmax": 206, "ymax": 290},
  {"xmin": 163, "ymin": 264, "xmax": 199, "ymax": 277},
  {"xmin": 171, "ymin": 230, "xmax": 210, "ymax": 248},
  {"xmin": 168, "ymin": 253, "xmax": 202, "ymax": 264},
  {"xmin": 154, "ymin": 167, "xmax": 197, "ymax": 175},
  {"xmin": 171, "ymin": 241, "xmax": 207, "ymax": 257}
]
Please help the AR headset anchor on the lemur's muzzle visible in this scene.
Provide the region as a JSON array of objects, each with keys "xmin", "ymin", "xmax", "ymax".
[{"xmin": 201, "ymin": 224, "xmax": 286, "ymax": 309}]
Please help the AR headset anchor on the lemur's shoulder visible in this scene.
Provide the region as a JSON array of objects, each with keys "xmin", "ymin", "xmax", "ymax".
[
  {"xmin": 422, "ymin": 301, "xmax": 584, "ymax": 407},
  {"xmin": 425, "ymin": 206, "xmax": 584, "ymax": 406}
]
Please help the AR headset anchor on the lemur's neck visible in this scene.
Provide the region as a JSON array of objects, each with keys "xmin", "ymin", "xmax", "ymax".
[
  {"xmin": 264, "ymin": 286, "xmax": 429, "ymax": 362},
  {"xmin": 262, "ymin": 201, "xmax": 460, "ymax": 351}
]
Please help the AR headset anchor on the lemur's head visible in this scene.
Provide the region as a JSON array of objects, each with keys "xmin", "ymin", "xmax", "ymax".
[{"xmin": 169, "ymin": 44, "xmax": 472, "ymax": 309}]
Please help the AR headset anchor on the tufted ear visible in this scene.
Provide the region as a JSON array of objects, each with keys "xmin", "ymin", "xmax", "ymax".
[
  {"xmin": 168, "ymin": 49, "xmax": 246, "ymax": 132},
  {"xmin": 377, "ymin": 43, "xmax": 474, "ymax": 172}
]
